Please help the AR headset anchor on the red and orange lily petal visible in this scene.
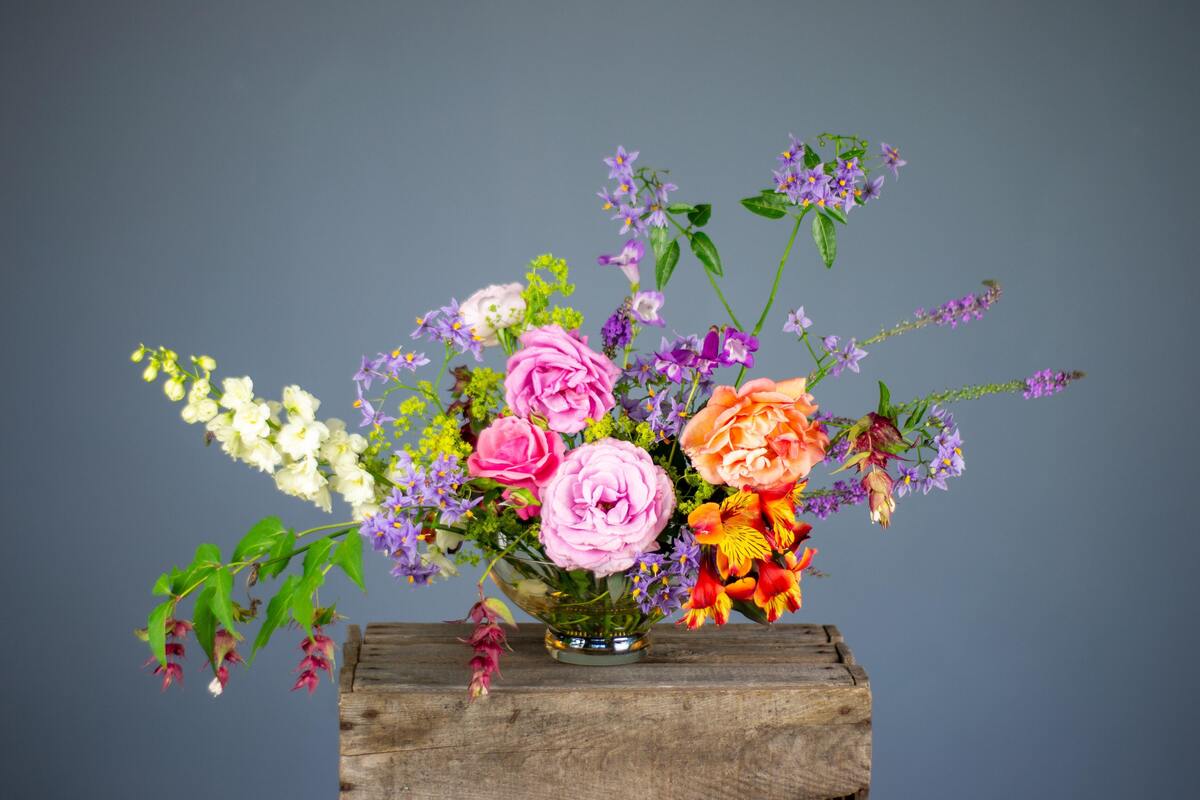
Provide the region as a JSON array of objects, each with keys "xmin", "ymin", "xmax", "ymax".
[
  {"xmin": 752, "ymin": 547, "xmax": 817, "ymax": 623},
  {"xmin": 681, "ymin": 556, "xmax": 734, "ymax": 629},
  {"xmin": 758, "ymin": 481, "xmax": 814, "ymax": 550},
  {"xmin": 687, "ymin": 490, "xmax": 772, "ymax": 578}
]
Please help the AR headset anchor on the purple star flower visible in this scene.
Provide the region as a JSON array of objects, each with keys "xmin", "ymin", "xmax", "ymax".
[
  {"xmin": 603, "ymin": 146, "xmax": 639, "ymax": 179},
  {"xmin": 720, "ymin": 328, "xmax": 758, "ymax": 368},
  {"xmin": 880, "ymin": 142, "xmax": 907, "ymax": 178},
  {"xmin": 830, "ymin": 339, "xmax": 868, "ymax": 377},
  {"xmin": 597, "ymin": 239, "xmax": 645, "ymax": 284},
  {"xmin": 774, "ymin": 167, "xmax": 802, "ymax": 203},
  {"xmin": 630, "ymin": 290, "xmax": 666, "ymax": 327},
  {"xmin": 355, "ymin": 392, "xmax": 395, "ymax": 428},
  {"xmin": 784, "ymin": 307, "xmax": 813, "ymax": 334},
  {"xmin": 655, "ymin": 182, "xmax": 678, "ymax": 205},
  {"xmin": 896, "ymin": 466, "xmax": 921, "ymax": 498},
  {"xmin": 613, "ymin": 204, "xmax": 646, "ymax": 236},
  {"xmin": 822, "ymin": 335, "xmax": 840, "ymax": 353},
  {"xmin": 353, "ymin": 355, "xmax": 381, "ymax": 391},
  {"xmin": 777, "ymin": 134, "xmax": 805, "ymax": 168},
  {"xmin": 613, "ymin": 175, "xmax": 637, "ymax": 199},
  {"xmin": 653, "ymin": 335, "xmax": 698, "ymax": 383},
  {"xmin": 860, "ymin": 175, "xmax": 884, "ymax": 202},
  {"xmin": 597, "ymin": 187, "xmax": 617, "ymax": 212}
]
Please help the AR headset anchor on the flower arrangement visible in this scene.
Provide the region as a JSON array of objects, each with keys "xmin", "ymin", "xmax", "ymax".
[{"xmin": 132, "ymin": 134, "xmax": 1081, "ymax": 697}]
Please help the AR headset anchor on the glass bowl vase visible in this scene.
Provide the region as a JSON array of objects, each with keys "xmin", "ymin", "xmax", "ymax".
[{"xmin": 490, "ymin": 554, "xmax": 663, "ymax": 665}]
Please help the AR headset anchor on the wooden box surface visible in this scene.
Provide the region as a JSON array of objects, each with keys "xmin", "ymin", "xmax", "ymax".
[{"xmin": 339, "ymin": 622, "xmax": 870, "ymax": 800}]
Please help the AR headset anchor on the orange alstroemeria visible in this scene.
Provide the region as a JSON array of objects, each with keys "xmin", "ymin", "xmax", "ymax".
[
  {"xmin": 758, "ymin": 481, "xmax": 814, "ymax": 550},
  {"xmin": 752, "ymin": 547, "xmax": 817, "ymax": 623},
  {"xmin": 681, "ymin": 556, "xmax": 734, "ymax": 629},
  {"xmin": 687, "ymin": 491, "xmax": 772, "ymax": 578}
]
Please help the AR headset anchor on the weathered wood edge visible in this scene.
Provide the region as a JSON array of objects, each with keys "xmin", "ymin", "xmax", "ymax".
[
  {"xmin": 824, "ymin": 624, "xmax": 844, "ymax": 643},
  {"xmin": 339, "ymin": 624, "xmax": 362, "ymax": 694},
  {"xmin": 835, "ymin": 641, "xmax": 856, "ymax": 665}
]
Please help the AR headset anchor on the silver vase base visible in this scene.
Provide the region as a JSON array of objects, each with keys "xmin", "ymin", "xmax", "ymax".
[{"xmin": 543, "ymin": 628, "xmax": 650, "ymax": 666}]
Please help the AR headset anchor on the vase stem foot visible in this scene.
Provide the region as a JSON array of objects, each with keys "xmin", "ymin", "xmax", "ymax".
[{"xmin": 543, "ymin": 628, "xmax": 650, "ymax": 666}]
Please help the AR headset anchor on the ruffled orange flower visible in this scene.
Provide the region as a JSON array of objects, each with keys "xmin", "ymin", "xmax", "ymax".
[
  {"xmin": 680, "ymin": 377, "xmax": 828, "ymax": 491},
  {"xmin": 686, "ymin": 490, "xmax": 771, "ymax": 578},
  {"xmin": 752, "ymin": 547, "xmax": 817, "ymax": 623}
]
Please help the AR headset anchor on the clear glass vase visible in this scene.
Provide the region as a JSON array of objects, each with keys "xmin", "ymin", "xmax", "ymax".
[{"xmin": 490, "ymin": 555, "xmax": 663, "ymax": 665}]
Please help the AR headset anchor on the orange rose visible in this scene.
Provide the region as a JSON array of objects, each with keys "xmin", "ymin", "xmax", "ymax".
[{"xmin": 680, "ymin": 377, "xmax": 828, "ymax": 490}]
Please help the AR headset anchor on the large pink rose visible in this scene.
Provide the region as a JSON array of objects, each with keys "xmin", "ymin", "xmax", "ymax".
[
  {"xmin": 467, "ymin": 416, "xmax": 565, "ymax": 518},
  {"xmin": 538, "ymin": 438, "xmax": 675, "ymax": 576},
  {"xmin": 504, "ymin": 325, "xmax": 620, "ymax": 434}
]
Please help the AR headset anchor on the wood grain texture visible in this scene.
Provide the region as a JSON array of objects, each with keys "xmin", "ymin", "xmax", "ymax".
[{"xmin": 339, "ymin": 622, "xmax": 870, "ymax": 799}]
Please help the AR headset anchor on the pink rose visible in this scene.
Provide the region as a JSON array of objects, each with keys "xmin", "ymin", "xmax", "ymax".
[
  {"xmin": 538, "ymin": 438, "xmax": 675, "ymax": 576},
  {"xmin": 467, "ymin": 416, "xmax": 565, "ymax": 518},
  {"xmin": 504, "ymin": 325, "xmax": 620, "ymax": 435}
]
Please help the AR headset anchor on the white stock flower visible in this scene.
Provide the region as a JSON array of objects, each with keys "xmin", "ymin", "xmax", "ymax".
[
  {"xmin": 459, "ymin": 282, "xmax": 526, "ymax": 346},
  {"xmin": 277, "ymin": 419, "xmax": 329, "ymax": 460},
  {"xmin": 206, "ymin": 412, "xmax": 247, "ymax": 459},
  {"xmin": 282, "ymin": 385, "xmax": 321, "ymax": 422},
  {"xmin": 231, "ymin": 401, "xmax": 271, "ymax": 442},
  {"xmin": 352, "ymin": 502, "xmax": 379, "ymax": 522},
  {"xmin": 274, "ymin": 456, "xmax": 327, "ymax": 500},
  {"xmin": 220, "ymin": 377, "xmax": 255, "ymax": 410},
  {"xmin": 334, "ymin": 465, "xmax": 376, "ymax": 507},
  {"xmin": 181, "ymin": 397, "xmax": 219, "ymax": 425},
  {"xmin": 241, "ymin": 440, "xmax": 283, "ymax": 473},
  {"xmin": 267, "ymin": 400, "xmax": 283, "ymax": 426},
  {"xmin": 189, "ymin": 379, "xmax": 211, "ymax": 402}
]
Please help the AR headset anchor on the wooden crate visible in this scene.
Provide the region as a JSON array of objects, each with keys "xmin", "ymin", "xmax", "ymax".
[{"xmin": 339, "ymin": 622, "xmax": 870, "ymax": 800}]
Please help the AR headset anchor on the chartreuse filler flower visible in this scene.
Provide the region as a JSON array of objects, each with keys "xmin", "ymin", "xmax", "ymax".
[{"xmin": 133, "ymin": 134, "xmax": 1082, "ymax": 698}]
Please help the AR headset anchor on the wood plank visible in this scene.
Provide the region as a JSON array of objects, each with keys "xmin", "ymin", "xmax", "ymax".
[
  {"xmin": 353, "ymin": 660, "xmax": 858, "ymax": 692},
  {"xmin": 835, "ymin": 641, "xmax": 857, "ymax": 665},
  {"xmin": 339, "ymin": 624, "xmax": 361, "ymax": 694},
  {"xmin": 363, "ymin": 621, "xmax": 835, "ymax": 644},
  {"xmin": 340, "ymin": 718, "xmax": 870, "ymax": 800},
  {"xmin": 340, "ymin": 686, "xmax": 872, "ymax": 756}
]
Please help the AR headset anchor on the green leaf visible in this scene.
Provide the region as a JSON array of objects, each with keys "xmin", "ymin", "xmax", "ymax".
[
  {"xmin": 231, "ymin": 516, "xmax": 286, "ymax": 563},
  {"xmin": 253, "ymin": 575, "xmax": 299, "ymax": 658},
  {"xmin": 262, "ymin": 529, "xmax": 297, "ymax": 578},
  {"xmin": 206, "ymin": 567, "xmax": 237, "ymax": 636},
  {"xmin": 877, "ymin": 381, "xmax": 892, "ymax": 417},
  {"xmin": 655, "ymin": 239, "xmax": 680, "ymax": 290},
  {"xmin": 151, "ymin": 573, "xmax": 172, "ymax": 597},
  {"xmin": 291, "ymin": 573, "xmax": 325, "ymax": 638},
  {"xmin": 666, "ymin": 202, "xmax": 695, "ymax": 214},
  {"xmin": 821, "ymin": 205, "xmax": 848, "ymax": 225},
  {"xmin": 812, "ymin": 214, "xmax": 837, "ymax": 268},
  {"xmin": 606, "ymin": 573, "xmax": 628, "ymax": 603},
  {"xmin": 147, "ymin": 600, "xmax": 172, "ymax": 667},
  {"xmin": 690, "ymin": 231, "xmax": 723, "ymax": 277},
  {"xmin": 332, "ymin": 530, "xmax": 365, "ymax": 592},
  {"xmin": 803, "ymin": 145, "xmax": 823, "ymax": 169},
  {"xmin": 831, "ymin": 451, "xmax": 871, "ymax": 475},
  {"xmin": 687, "ymin": 203, "xmax": 712, "ymax": 227},
  {"xmin": 740, "ymin": 194, "xmax": 787, "ymax": 219},
  {"xmin": 903, "ymin": 400, "xmax": 930, "ymax": 432},
  {"xmin": 648, "ymin": 225, "xmax": 670, "ymax": 262},
  {"xmin": 303, "ymin": 537, "xmax": 335, "ymax": 577},
  {"xmin": 192, "ymin": 586, "xmax": 217, "ymax": 672},
  {"xmin": 194, "ymin": 543, "xmax": 221, "ymax": 566},
  {"xmin": 483, "ymin": 597, "xmax": 517, "ymax": 627}
]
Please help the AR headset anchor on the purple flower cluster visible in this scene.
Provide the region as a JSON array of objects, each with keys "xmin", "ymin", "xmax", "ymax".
[
  {"xmin": 597, "ymin": 146, "xmax": 676, "ymax": 237},
  {"xmin": 354, "ymin": 349, "xmax": 431, "ymax": 395},
  {"xmin": 601, "ymin": 306, "xmax": 634, "ymax": 355},
  {"xmin": 411, "ymin": 299, "xmax": 483, "ymax": 361},
  {"xmin": 797, "ymin": 480, "xmax": 869, "ymax": 520},
  {"xmin": 1023, "ymin": 369, "xmax": 1078, "ymax": 399},
  {"xmin": 653, "ymin": 327, "xmax": 758, "ymax": 383},
  {"xmin": 359, "ymin": 452, "xmax": 479, "ymax": 585},
  {"xmin": 771, "ymin": 135, "xmax": 891, "ymax": 214},
  {"xmin": 625, "ymin": 385, "xmax": 691, "ymax": 440},
  {"xmin": 625, "ymin": 529, "xmax": 700, "ymax": 615},
  {"xmin": 896, "ymin": 407, "xmax": 966, "ymax": 497},
  {"xmin": 915, "ymin": 285, "xmax": 1000, "ymax": 329}
]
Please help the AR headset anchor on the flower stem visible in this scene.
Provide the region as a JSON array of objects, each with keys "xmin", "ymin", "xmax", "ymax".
[
  {"xmin": 665, "ymin": 213, "xmax": 743, "ymax": 330},
  {"xmin": 735, "ymin": 213, "xmax": 805, "ymax": 387}
]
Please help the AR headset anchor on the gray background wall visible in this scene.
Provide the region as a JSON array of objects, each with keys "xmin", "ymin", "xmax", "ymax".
[{"xmin": 2, "ymin": 1, "xmax": 1197, "ymax": 797}]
